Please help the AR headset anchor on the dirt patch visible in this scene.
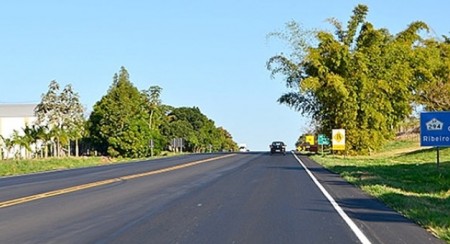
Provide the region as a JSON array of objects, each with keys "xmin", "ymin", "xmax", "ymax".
[{"xmin": 100, "ymin": 156, "xmax": 113, "ymax": 164}]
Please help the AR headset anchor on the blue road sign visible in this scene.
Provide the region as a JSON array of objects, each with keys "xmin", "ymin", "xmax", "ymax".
[{"xmin": 420, "ymin": 111, "xmax": 450, "ymax": 147}]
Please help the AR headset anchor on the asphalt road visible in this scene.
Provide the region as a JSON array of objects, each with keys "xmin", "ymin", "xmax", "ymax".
[{"xmin": 0, "ymin": 152, "xmax": 443, "ymax": 244}]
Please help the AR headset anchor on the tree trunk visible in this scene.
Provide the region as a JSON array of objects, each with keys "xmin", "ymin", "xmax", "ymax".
[
  {"xmin": 52, "ymin": 141, "xmax": 56, "ymax": 157},
  {"xmin": 149, "ymin": 110, "xmax": 154, "ymax": 130},
  {"xmin": 75, "ymin": 139, "xmax": 79, "ymax": 157},
  {"xmin": 57, "ymin": 138, "xmax": 60, "ymax": 157},
  {"xmin": 68, "ymin": 140, "xmax": 71, "ymax": 157}
]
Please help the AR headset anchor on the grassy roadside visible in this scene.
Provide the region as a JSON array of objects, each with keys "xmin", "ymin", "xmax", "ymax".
[
  {"xmin": 0, "ymin": 157, "xmax": 122, "ymax": 177},
  {"xmin": 0, "ymin": 152, "xmax": 183, "ymax": 177},
  {"xmin": 310, "ymin": 141, "xmax": 450, "ymax": 242}
]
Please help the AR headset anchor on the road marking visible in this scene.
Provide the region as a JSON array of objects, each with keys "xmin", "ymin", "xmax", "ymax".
[
  {"xmin": 0, "ymin": 154, "xmax": 236, "ymax": 209},
  {"xmin": 292, "ymin": 152, "xmax": 372, "ymax": 244}
]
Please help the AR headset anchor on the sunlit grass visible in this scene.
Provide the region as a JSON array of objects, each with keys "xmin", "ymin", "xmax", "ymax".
[
  {"xmin": 311, "ymin": 142, "xmax": 450, "ymax": 242},
  {"xmin": 0, "ymin": 151, "xmax": 183, "ymax": 177},
  {"xmin": 379, "ymin": 137, "xmax": 420, "ymax": 152},
  {"xmin": 0, "ymin": 157, "xmax": 110, "ymax": 176}
]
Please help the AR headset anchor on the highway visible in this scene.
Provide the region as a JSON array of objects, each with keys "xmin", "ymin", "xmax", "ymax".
[{"xmin": 0, "ymin": 152, "xmax": 443, "ymax": 243}]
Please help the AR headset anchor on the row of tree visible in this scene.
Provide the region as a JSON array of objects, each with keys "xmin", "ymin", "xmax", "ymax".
[
  {"xmin": 88, "ymin": 67, "xmax": 237, "ymax": 157},
  {"xmin": 268, "ymin": 4, "xmax": 450, "ymax": 154},
  {"xmin": 1, "ymin": 67, "xmax": 237, "ymax": 159}
]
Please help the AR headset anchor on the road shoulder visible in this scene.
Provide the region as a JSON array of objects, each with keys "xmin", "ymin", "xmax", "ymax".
[{"xmin": 298, "ymin": 155, "xmax": 444, "ymax": 244}]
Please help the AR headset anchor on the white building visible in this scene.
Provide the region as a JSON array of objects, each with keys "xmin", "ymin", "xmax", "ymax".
[{"xmin": 0, "ymin": 104, "xmax": 38, "ymax": 159}]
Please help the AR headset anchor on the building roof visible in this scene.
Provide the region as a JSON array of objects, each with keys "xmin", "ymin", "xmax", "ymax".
[{"xmin": 0, "ymin": 104, "xmax": 37, "ymax": 118}]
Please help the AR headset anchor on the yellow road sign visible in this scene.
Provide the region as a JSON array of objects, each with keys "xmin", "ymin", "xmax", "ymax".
[
  {"xmin": 305, "ymin": 135, "xmax": 315, "ymax": 145},
  {"xmin": 332, "ymin": 129, "xmax": 345, "ymax": 150}
]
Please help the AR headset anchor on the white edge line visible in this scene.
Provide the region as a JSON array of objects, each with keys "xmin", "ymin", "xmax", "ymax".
[{"xmin": 292, "ymin": 152, "xmax": 372, "ymax": 244}]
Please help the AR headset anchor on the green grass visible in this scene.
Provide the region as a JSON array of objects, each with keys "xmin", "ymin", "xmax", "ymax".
[
  {"xmin": 311, "ymin": 143, "xmax": 450, "ymax": 242},
  {"xmin": 0, "ymin": 157, "xmax": 113, "ymax": 176},
  {"xmin": 0, "ymin": 151, "xmax": 184, "ymax": 177},
  {"xmin": 379, "ymin": 137, "xmax": 420, "ymax": 152}
]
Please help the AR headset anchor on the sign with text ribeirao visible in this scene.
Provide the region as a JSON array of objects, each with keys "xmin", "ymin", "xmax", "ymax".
[{"xmin": 420, "ymin": 111, "xmax": 450, "ymax": 147}]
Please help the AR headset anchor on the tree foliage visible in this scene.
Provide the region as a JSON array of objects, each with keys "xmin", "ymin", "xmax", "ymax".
[
  {"xmin": 85, "ymin": 67, "xmax": 238, "ymax": 157},
  {"xmin": 142, "ymin": 85, "xmax": 163, "ymax": 130},
  {"xmin": 413, "ymin": 39, "xmax": 450, "ymax": 111},
  {"xmin": 5, "ymin": 67, "xmax": 237, "ymax": 159},
  {"xmin": 35, "ymin": 80, "xmax": 85, "ymax": 157},
  {"xmin": 60, "ymin": 84, "xmax": 85, "ymax": 156},
  {"xmin": 88, "ymin": 67, "xmax": 152, "ymax": 157},
  {"xmin": 267, "ymin": 4, "xmax": 449, "ymax": 154},
  {"xmin": 161, "ymin": 107, "xmax": 237, "ymax": 152}
]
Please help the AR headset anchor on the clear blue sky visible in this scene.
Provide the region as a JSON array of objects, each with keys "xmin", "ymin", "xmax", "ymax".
[{"xmin": 1, "ymin": 0, "xmax": 449, "ymax": 151}]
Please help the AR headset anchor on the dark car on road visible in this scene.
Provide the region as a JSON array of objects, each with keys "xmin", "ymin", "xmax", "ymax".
[{"xmin": 270, "ymin": 141, "xmax": 286, "ymax": 155}]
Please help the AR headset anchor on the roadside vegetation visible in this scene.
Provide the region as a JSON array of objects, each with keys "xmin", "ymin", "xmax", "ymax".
[
  {"xmin": 311, "ymin": 139, "xmax": 450, "ymax": 242},
  {"xmin": 268, "ymin": 4, "xmax": 450, "ymax": 155},
  {"xmin": 0, "ymin": 67, "xmax": 238, "ymax": 161},
  {"xmin": 0, "ymin": 152, "xmax": 184, "ymax": 177},
  {"xmin": 269, "ymin": 6, "xmax": 450, "ymax": 240},
  {"xmin": 0, "ymin": 157, "xmax": 109, "ymax": 176}
]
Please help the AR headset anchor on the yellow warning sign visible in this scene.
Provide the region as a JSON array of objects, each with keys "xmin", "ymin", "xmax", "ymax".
[
  {"xmin": 305, "ymin": 135, "xmax": 315, "ymax": 145},
  {"xmin": 332, "ymin": 129, "xmax": 345, "ymax": 150}
]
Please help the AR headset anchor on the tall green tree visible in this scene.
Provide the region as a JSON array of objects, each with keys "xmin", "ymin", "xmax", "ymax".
[
  {"xmin": 35, "ymin": 80, "xmax": 85, "ymax": 157},
  {"xmin": 88, "ymin": 67, "xmax": 151, "ymax": 157},
  {"xmin": 35, "ymin": 80, "xmax": 62, "ymax": 156},
  {"xmin": 142, "ymin": 85, "xmax": 165, "ymax": 155},
  {"xmin": 60, "ymin": 84, "xmax": 85, "ymax": 156},
  {"xmin": 267, "ymin": 4, "xmax": 432, "ymax": 154},
  {"xmin": 162, "ymin": 107, "xmax": 237, "ymax": 152},
  {"xmin": 216, "ymin": 127, "xmax": 238, "ymax": 152},
  {"xmin": 413, "ymin": 39, "xmax": 450, "ymax": 111},
  {"xmin": 162, "ymin": 107, "xmax": 198, "ymax": 152},
  {"xmin": 142, "ymin": 85, "xmax": 163, "ymax": 130}
]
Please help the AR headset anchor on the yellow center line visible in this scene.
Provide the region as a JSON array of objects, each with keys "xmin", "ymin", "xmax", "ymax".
[{"xmin": 0, "ymin": 154, "xmax": 236, "ymax": 209}]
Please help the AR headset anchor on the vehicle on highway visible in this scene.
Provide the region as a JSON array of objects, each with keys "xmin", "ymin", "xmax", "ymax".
[
  {"xmin": 270, "ymin": 141, "xmax": 286, "ymax": 155},
  {"xmin": 238, "ymin": 144, "xmax": 249, "ymax": 152}
]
